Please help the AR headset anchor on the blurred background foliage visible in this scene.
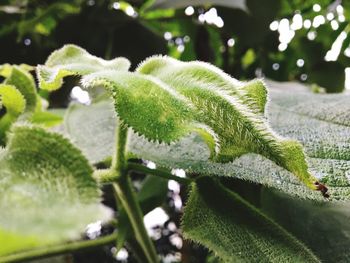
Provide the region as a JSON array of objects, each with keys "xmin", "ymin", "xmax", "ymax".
[{"xmin": 1, "ymin": 0, "xmax": 350, "ymax": 95}]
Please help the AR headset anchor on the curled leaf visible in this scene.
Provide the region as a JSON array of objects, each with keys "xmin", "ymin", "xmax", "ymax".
[
  {"xmin": 37, "ymin": 44, "xmax": 131, "ymax": 91},
  {"xmin": 0, "ymin": 84, "xmax": 26, "ymax": 143},
  {"xmin": 81, "ymin": 71, "xmax": 196, "ymax": 143},
  {"xmin": 3, "ymin": 65, "xmax": 37, "ymax": 113},
  {"xmin": 137, "ymin": 56, "xmax": 320, "ymax": 191},
  {"xmin": 81, "ymin": 71, "xmax": 218, "ymax": 153}
]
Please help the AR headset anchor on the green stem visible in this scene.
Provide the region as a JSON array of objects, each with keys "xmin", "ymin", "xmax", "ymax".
[
  {"xmin": 0, "ymin": 233, "xmax": 117, "ymax": 263},
  {"xmin": 112, "ymin": 123, "xmax": 158, "ymax": 263},
  {"xmin": 112, "ymin": 122, "xmax": 128, "ymax": 175},
  {"xmin": 127, "ymin": 163, "xmax": 192, "ymax": 185}
]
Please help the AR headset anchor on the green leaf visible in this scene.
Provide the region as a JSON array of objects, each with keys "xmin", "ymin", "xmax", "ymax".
[
  {"xmin": 64, "ymin": 100, "xmax": 116, "ymax": 164},
  {"xmin": 36, "ymin": 44, "xmax": 131, "ymax": 91},
  {"xmin": 260, "ymin": 188, "xmax": 350, "ymax": 262},
  {"xmin": 64, "ymin": 84, "xmax": 350, "ymax": 200},
  {"xmin": 81, "ymin": 70, "xmax": 214, "ymax": 144},
  {"xmin": 0, "ymin": 84, "xmax": 25, "ymax": 116},
  {"xmin": 3, "ymin": 65, "xmax": 37, "ymax": 113},
  {"xmin": 0, "ymin": 124, "xmax": 111, "ymax": 257},
  {"xmin": 137, "ymin": 175, "xmax": 169, "ymax": 213},
  {"xmin": 137, "ymin": 56, "xmax": 319, "ymax": 191},
  {"xmin": 0, "ymin": 84, "xmax": 26, "ymax": 143},
  {"xmin": 182, "ymin": 176, "xmax": 319, "ymax": 262},
  {"xmin": 30, "ymin": 111, "xmax": 63, "ymax": 127},
  {"xmin": 45, "ymin": 44, "xmax": 336, "ymax": 196}
]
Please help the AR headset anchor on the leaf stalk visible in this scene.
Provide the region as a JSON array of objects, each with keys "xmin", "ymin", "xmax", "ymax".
[{"xmin": 112, "ymin": 123, "xmax": 159, "ymax": 263}]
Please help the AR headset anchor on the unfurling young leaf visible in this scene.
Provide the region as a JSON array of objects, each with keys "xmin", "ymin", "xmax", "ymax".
[
  {"xmin": 81, "ymin": 71, "xmax": 217, "ymax": 150},
  {"xmin": 0, "ymin": 63, "xmax": 65, "ymax": 151},
  {"xmin": 137, "ymin": 56, "xmax": 323, "ymax": 193},
  {"xmin": 36, "ymin": 44, "xmax": 131, "ymax": 91},
  {"xmin": 81, "ymin": 71, "xmax": 196, "ymax": 143},
  {"xmin": 0, "ymin": 124, "xmax": 111, "ymax": 258},
  {"xmin": 40, "ymin": 45, "xmax": 323, "ymax": 195},
  {"xmin": 2, "ymin": 65, "xmax": 37, "ymax": 113}
]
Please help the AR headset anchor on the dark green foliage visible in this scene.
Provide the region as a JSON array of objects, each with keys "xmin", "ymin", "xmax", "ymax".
[{"xmin": 182, "ymin": 177, "xmax": 319, "ymax": 262}]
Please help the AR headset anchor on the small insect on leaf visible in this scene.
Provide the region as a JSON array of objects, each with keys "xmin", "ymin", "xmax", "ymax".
[{"xmin": 315, "ymin": 182, "xmax": 329, "ymax": 198}]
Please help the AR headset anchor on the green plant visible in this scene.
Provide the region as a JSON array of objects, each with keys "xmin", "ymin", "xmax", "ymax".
[{"xmin": 0, "ymin": 44, "xmax": 349, "ymax": 262}]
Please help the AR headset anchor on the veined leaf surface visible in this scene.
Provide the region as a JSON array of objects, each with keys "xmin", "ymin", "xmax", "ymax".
[
  {"xmin": 64, "ymin": 85, "xmax": 350, "ymax": 200},
  {"xmin": 181, "ymin": 176, "xmax": 319, "ymax": 262}
]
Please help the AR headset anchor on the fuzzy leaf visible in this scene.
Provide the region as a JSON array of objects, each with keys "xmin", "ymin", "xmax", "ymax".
[
  {"xmin": 64, "ymin": 100, "xmax": 116, "ymax": 164},
  {"xmin": 3, "ymin": 65, "xmax": 37, "ymax": 113},
  {"xmin": 261, "ymin": 188, "xmax": 350, "ymax": 262},
  {"xmin": 182, "ymin": 177, "xmax": 319, "ymax": 262},
  {"xmin": 45, "ymin": 44, "xmax": 337, "ymax": 195},
  {"xmin": 30, "ymin": 111, "xmax": 63, "ymax": 127},
  {"xmin": 0, "ymin": 124, "xmax": 111, "ymax": 257},
  {"xmin": 0, "ymin": 84, "xmax": 26, "ymax": 143},
  {"xmin": 0, "ymin": 84, "xmax": 25, "ymax": 116},
  {"xmin": 0, "ymin": 64, "xmax": 33, "ymax": 78},
  {"xmin": 64, "ymin": 85, "xmax": 350, "ymax": 200},
  {"xmin": 36, "ymin": 44, "xmax": 131, "ymax": 91},
  {"xmin": 81, "ymin": 71, "xmax": 199, "ymax": 143},
  {"xmin": 137, "ymin": 56, "xmax": 319, "ymax": 190}
]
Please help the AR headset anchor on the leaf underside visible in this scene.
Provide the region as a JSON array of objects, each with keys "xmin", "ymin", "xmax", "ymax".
[
  {"xmin": 182, "ymin": 177, "xmax": 319, "ymax": 263},
  {"xmin": 0, "ymin": 124, "xmax": 111, "ymax": 257},
  {"xmin": 64, "ymin": 86, "xmax": 350, "ymax": 200}
]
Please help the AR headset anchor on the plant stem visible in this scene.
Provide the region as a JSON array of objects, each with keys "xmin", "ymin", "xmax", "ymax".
[
  {"xmin": 127, "ymin": 162, "xmax": 193, "ymax": 185},
  {"xmin": 0, "ymin": 233, "xmax": 117, "ymax": 263},
  {"xmin": 112, "ymin": 122, "xmax": 128, "ymax": 175},
  {"xmin": 112, "ymin": 123, "xmax": 158, "ymax": 263}
]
